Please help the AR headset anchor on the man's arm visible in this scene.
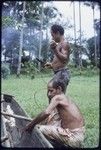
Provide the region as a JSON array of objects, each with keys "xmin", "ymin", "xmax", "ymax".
[
  {"xmin": 24, "ymin": 111, "xmax": 50, "ymax": 132},
  {"xmin": 24, "ymin": 97, "xmax": 59, "ymax": 132},
  {"xmin": 54, "ymin": 43, "xmax": 70, "ymax": 62},
  {"xmin": 45, "ymin": 97, "xmax": 59, "ymax": 114}
]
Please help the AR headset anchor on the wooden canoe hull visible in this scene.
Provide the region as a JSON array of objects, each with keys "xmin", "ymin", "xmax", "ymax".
[{"xmin": 1, "ymin": 94, "xmax": 53, "ymax": 148}]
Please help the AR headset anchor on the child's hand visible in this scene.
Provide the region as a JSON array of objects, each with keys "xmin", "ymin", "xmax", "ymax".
[
  {"xmin": 44, "ymin": 62, "xmax": 52, "ymax": 69},
  {"xmin": 50, "ymin": 40, "xmax": 57, "ymax": 49}
]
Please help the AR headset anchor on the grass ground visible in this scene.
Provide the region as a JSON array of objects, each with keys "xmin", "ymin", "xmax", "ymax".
[{"xmin": 2, "ymin": 73, "xmax": 99, "ymax": 148}]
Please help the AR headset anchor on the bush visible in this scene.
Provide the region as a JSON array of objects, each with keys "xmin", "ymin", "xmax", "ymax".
[
  {"xmin": 21, "ymin": 61, "xmax": 37, "ymax": 79},
  {"xmin": 70, "ymin": 66, "xmax": 99, "ymax": 77},
  {"xmin": 1, "ymin": 63, "xmax": 10, "ymax": 79},
  {"xmin": 82, "ymin": 59, "xmax": 91, "ymax": 68}
]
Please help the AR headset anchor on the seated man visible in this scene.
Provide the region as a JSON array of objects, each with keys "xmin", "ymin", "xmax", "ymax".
[{"xmin": 23, "ymin": 78, "xmax": 85, "ymax": 148}]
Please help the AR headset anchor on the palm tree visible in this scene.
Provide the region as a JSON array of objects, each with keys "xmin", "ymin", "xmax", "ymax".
[
  {"xmin": 73, "ymin": 2, "xmax": 76, "ymax": 45},
  {"xmin": 92, "ymin": 3, "xmax": 97, "ymax": 67},
  {"xmin": 78, "ymin": 1, "xmax": 82, "ymax": 68},
  {"xmin": 72, "ymin": 1, "xmax": 78, "ymax": 67},
  {"xmin": 72, "ymin": 1, "xmax": 84, "ymax": 68},
  {"xmin": 72, "ymin": 1, "xmax": 81, "ymax": 68},
  {"xmin": 17, "ymin": 1, "xmax": 26, "ymax": 76},
  {"xmin": 94, "ymin": 19, "xmax": 100, "ymax": 66},
  {"xmin": 84, "ymin": 2, "xmax": 97, "ymax": 66},
  {"xmin": 38, "ymin": 1, "xmax": 44, "ymax": 71}
]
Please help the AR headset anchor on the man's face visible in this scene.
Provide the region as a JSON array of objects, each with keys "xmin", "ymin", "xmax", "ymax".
[
  {"xmin": 47, "ymin": 82, "xmax": 57, "ymax": 101},
  {"xmin": 51, "ymin": 30, "xmax": 60, "ymax": 42}
]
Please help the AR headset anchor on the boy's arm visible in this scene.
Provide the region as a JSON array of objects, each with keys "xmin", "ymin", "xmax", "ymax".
[
  {"xmin": 54, "ymin": 43, "xmax": 70, "ymax": 62},
  {"xmin": 44, "ymin": 62, "xmax": 53, "ymax": 69}
]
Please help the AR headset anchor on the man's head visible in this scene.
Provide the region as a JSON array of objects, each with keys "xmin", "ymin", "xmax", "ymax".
[
  {"xmin": 51, "ymin": 24, "xmax": 64, "ymax": 42},
  {"xmin": 47, "ymin": 78, "xmax": 65, "ymax": 101}
]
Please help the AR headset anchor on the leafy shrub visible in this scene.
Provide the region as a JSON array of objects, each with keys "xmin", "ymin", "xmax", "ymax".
[
  {"xmin": 21, "ymin": 61, "xmax": 38, "ymax": 79},
  {"xmin": 1, "ymin": 63, "xmax": 10, "ymax": 79},
  {"xmin": 69, "ymin": 66, "xmax": 99, "ymax": 77},
  {"xmin": 82, "ymin": 59, "xmax": 91, "ymax": 68}
]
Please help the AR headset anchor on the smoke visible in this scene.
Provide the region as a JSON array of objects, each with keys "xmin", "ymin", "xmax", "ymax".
[{"xmin": 2, "ymin": 27, "xmax": 20, "ymax": 50}]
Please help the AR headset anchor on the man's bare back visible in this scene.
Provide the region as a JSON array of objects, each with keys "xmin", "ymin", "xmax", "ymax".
[
  {"xmin": 46, "ymin": 94, "xmax": 84, "ymax": 130},
  {"xmin": 23, "ymin": 78, "xmax": 84, "ymax": 132}
]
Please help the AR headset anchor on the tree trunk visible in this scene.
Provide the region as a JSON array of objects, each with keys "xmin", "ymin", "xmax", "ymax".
[
  {"xmin": 29, "ymin": 26, "xmax": 32, "ymax": 58},
  {"xmin": 73, "ymin": 2, "xmax": 76, "ymax": 45},
  {"xmin": 73, "ymin": 2, "xmax": 78, "ymax": 68},
  {"xmin": 84, "ymin": 2, "xmax": 98, "ymax": 67},
  {"xmin": 93, "ymin": 6, "xmax": 97, "ymax": 67},
  {"xmin": 4, "ymin": 51, "xmax": 6, "ymax": 62},
  {"xmin": 46, "ymin": 16, "xmax": 49, "ymax": 62},
  {"xmin": 10, "ymin": 49, "xmax": 13, "ymax": 72},
  {"xmin": 17, "ymin": 1, "xmax": 26, "ymax": 77},
  {"xmin": 38, "ymin": 2, "xmax": 44, "ymax": 71},
  {"xmin": 79, "ymin": 1, "xmax": 82, "ymax": 69}
]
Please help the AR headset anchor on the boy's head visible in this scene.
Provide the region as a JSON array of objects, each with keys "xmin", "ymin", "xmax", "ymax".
[
  {"xmin": 47, "ymin": 78, "xmax": 66, "ymax": 100},
  {"xmin": 51, "ymin": 24, "xmax": 64, "ymax": 42}
]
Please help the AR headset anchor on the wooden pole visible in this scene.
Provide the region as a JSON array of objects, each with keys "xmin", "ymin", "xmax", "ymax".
[{"xmin": 1, "ymin": 111, "xmax": 32, "ymax": 122}]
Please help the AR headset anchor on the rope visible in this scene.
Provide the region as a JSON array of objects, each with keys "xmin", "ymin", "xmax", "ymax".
[
  {"xmin": 35, "ymin": 58, "xmax": 49, "ymax": 85},
  {"xmin": 33, "ymin": 87, "xmax": 47, "ymax": 110},
  {"xmin": 33, "ymin": 55, "xmax": 53, "ymax": 109}
]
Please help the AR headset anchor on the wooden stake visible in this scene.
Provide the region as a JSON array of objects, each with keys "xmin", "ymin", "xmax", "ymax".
[{"xmin": 1, "ymin": 111, "xmax": 32, "ymax": 122}]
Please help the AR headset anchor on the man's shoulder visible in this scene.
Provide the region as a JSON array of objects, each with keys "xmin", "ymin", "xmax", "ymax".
[{"xmin": 53, "ymin": 94, "xmax": 66, "ymax": 101}]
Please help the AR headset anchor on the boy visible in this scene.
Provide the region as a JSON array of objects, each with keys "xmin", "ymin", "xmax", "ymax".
[{"xmin": 45, "ymin": 24, "xmax": 71, "ymax": 93}]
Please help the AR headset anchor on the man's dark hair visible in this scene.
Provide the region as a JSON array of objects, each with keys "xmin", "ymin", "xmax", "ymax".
[
  {"xmin": 49, "ymin": 78, "xmax": 66, "ymax": 93},
  {"xmin": 51, "ymin": 24, "xmax": 64, "ymax": 35}
]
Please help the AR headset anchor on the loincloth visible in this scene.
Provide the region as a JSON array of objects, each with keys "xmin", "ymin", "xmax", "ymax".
[
  {"xmin": 39, "ymin": 109, "xmax": 60, "ymax": 126},
  {"xmin": 52, "ymin": 67, "xmax": 71, "ymax": 93},
  {"xmin": 46, "ymin": 109, "xmax": 61, "ymax": 126},
  {"xmin": 37, "ymin": 124, "xmax": 85, "ymax": 148}
]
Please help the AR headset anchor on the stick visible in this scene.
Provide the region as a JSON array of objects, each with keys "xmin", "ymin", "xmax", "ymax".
[
  {"xmin": 1, "ymin": 134, "xmax": 9, "ymax": 143},
  {"xmin": 1, "ymin": 111, "xmax": 32, "ymax": 122},
  {"xmin": 36, "ymin": 57, "xmax": 45, "ymax": 64}
]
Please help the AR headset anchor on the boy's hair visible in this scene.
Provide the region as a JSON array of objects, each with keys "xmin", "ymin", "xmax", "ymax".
[
  {"xmin": 49, "ymin": 78, "xmax": 66, "ymax": 93},
  {"xmin": 51, "ymin": 24, "xmax": 64, "ymax": 35}
]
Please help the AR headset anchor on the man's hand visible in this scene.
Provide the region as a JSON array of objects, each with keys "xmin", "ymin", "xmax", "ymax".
[
  {"xmin": 21, "ymin": 123, "xmax": 33, "ymax": 134},
  {"xmin": 44, "ymin": 62, "xmax": 52, "ymax": 69},
  {"xmin": 50, "ymin": 40, "xmax": 57, "ymax": 50}
]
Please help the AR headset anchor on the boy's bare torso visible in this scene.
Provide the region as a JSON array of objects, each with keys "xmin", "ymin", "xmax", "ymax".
[{"xmin": 52, "ymin": 41, "xmax": 70, "ymax": 70}]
